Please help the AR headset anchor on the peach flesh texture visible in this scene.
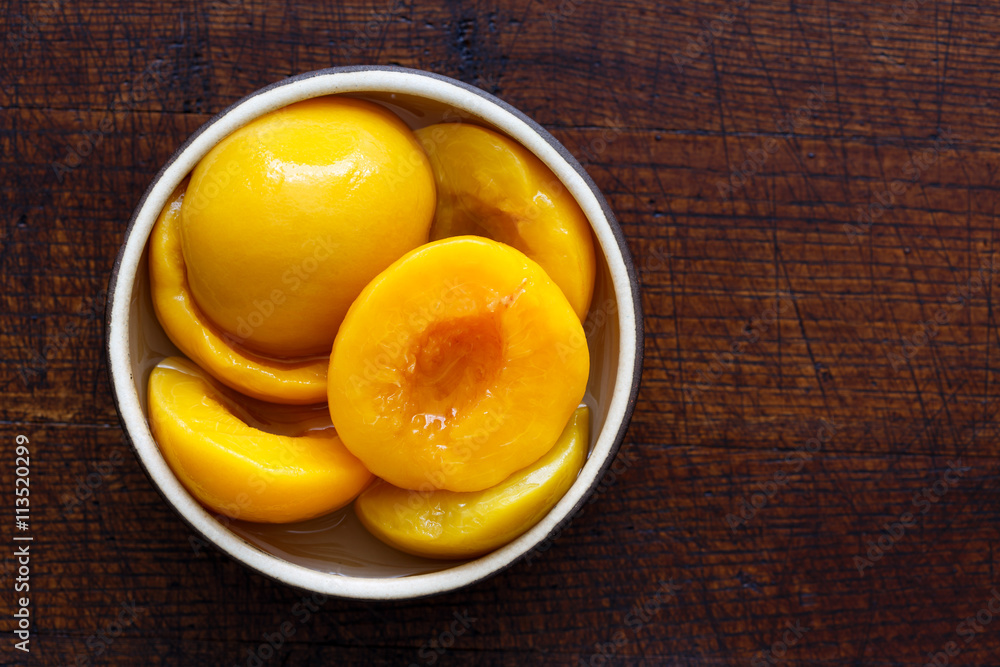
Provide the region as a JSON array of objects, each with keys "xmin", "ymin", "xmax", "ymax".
[{"xmin": 327, "ymin": 236, "xmax": 590, "ymax": 493}]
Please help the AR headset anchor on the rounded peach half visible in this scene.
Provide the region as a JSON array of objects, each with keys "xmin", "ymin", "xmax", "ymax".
[
  {"xmin": 415, "ymin": 122, "xmax": 596, "ymax": 321},
  {"xmin": 147, "ymin": 356, "xmax": 372, "ymax": 523},
  {"xmin": 148, "ymin": 186, "xmax": 328, "ymax": 404},
  {"xmin": 181, "ymin": 96, "xmax": 436, "ymax": 358},
  {"xmin": 327, "ymin": 236, "xmax": 590, "ymax": 493},
  {"xmin": 355, "ymin": 405, "xmax": 589, "ymax": 559}
]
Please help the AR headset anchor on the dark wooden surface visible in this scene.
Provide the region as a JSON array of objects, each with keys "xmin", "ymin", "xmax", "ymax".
[{"xmin": 4, "ymin": 0, "xmax": 1000, "ymax": 664}]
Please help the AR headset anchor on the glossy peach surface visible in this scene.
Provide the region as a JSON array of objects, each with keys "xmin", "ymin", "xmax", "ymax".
[
  {"xmin": 148, "ymin": 186, "xmax": 329, "ymax": 404},
  {"xmin": 355, "ymin": 406, "xmax": 589, "ymax": 559},
  {"xmin": 181, "ymin": 96, "xmax": 436, "ymax": 357},
  {"xmin": 327, "ymin": 236, "xmax": 590, "ymax": 493},
  {"xmin": 147, "ymin": 356, "xmax": 372, "ymax": 523},
  {"xmin": 415, "ymin": 122, "xmax": 596, "ymax": 321}
]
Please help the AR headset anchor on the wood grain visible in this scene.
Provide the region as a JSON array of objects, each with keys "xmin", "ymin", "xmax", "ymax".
[{"xmin": 4, "ymin": 0, "xmax": 1000, "ymax": 664}]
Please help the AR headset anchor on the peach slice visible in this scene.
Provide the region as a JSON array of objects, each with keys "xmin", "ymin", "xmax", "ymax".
[
  {"xmin": 149, "ymin": 185, "xmax": 329, "ymax": 404},
  {"xmin": 147, "ymin": 356, "xmax": 372, "ymax": 523},
  {"xmin": 415, "ymin": 122, "xmax": 596, "ymax": 321},
  {"xmin": 327, "ymin": 236, "xmax": 590, "ymax": 493},
  {"xmin": 354, "ymin": 405, "xmax": 589, "ymax": 559}
]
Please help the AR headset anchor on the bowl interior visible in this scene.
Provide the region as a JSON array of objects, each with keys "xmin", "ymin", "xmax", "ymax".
[{"xmin": 111, "ymin": 69, "xmax": 637, "ymax": 598}]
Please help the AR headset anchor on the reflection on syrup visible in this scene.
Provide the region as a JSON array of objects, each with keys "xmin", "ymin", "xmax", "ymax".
[
  {"xmin": 229, "ymin": 390, "xmax": 600, "ymax": 579},
  {"xmin": 230, "ymin": 505, "xmax": 459, "ymax": 577}
]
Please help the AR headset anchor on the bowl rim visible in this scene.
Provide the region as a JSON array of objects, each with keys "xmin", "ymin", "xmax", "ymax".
[{"xmin": 105, "ymin": 64, "xmax": 645, "ymax": 600}]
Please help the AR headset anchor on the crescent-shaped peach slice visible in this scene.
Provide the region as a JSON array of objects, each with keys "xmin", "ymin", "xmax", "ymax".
[
  {"xmin": 354, "ymin": 406, "xmax": 589, "ymax": 559},
  {"xmin": 415, "ymin": 122, "xmax": 596, "ymax": 321},
  {"xmin": 147, "ymin": 356, "xmax": 372, "ymax": 523},
  {"xmin": 148, "ymin": 185, "xmax": 328, "ymax": 404}
]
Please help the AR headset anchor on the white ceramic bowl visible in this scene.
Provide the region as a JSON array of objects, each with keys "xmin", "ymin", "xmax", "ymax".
[{"xmin": 106, "ymin": 66, "xmax": 643, "ymax": 600}]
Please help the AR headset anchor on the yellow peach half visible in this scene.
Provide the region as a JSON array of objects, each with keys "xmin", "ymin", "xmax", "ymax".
[
  {"xmin": 354, "ymin": 406, "xmax": 589, "ymax": 559},
  {"xmin": 415, "ymin": 122, "xmax": 596, "ymax": 321},
  {"xmin": 147, "ymin": 356, "xmax": 372, "ymax": 523},
  {"xmin": 181, "ymin": 96, "xmax": 436, "ymax": 358},
  {"xmin": 148, "ymin": 185, "xmax": 329, "ymax": 404},
  {"xmin": 327, "ymin": 236, "xmax": 590, "ymax": 493}
]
